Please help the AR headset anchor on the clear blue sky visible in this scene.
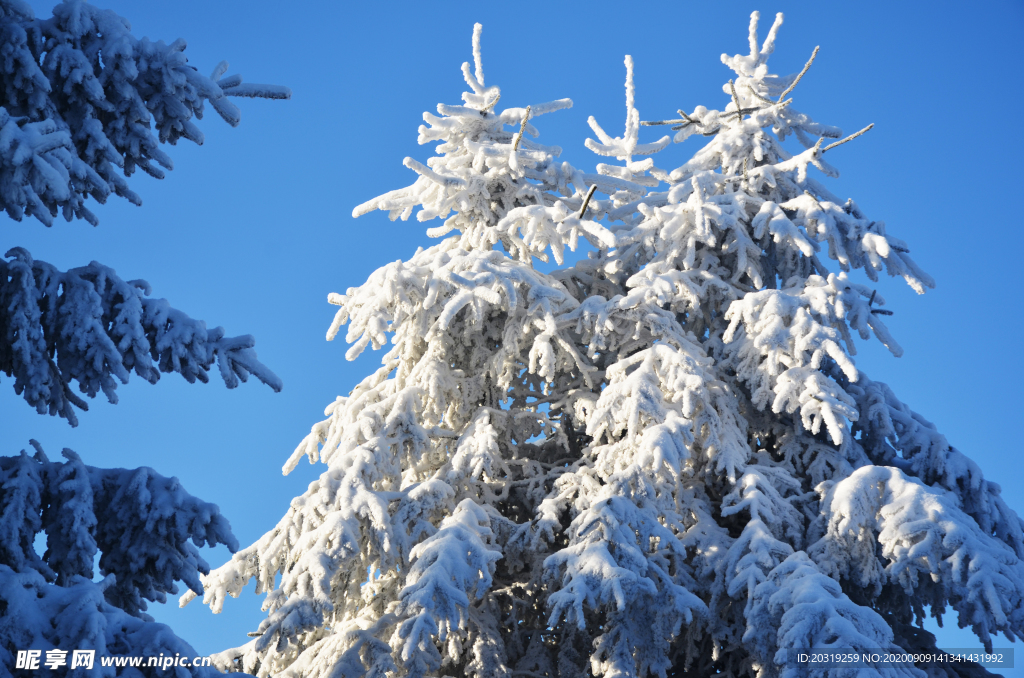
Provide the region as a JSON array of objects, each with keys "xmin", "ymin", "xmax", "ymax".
[{"xmin": 7, "ymin": 0, "xmax": 1024, "ymax": 673}]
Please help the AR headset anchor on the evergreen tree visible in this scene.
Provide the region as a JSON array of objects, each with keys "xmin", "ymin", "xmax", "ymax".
[
  {"xmin": 187, "ymin": 16, "xmax": 1023, "ymax": 678},
  {"xmin": 1, "ymin": 0, "xmax": 287, "ymax": 674}
]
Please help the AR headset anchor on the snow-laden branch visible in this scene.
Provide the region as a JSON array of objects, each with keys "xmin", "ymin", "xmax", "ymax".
[
  {"xmin": 812, "ymin": 466, "xmax": 1024, "ymax": 651},
  {"xmin": 0, "ymin": 0, "xmax": 291, "ymax": 226},
  {"xmin": 0, "ymin": 247, "xmax": 281, "ymax": 426},
  {"xmin": 0, "ymin": 441, "xmax": 236, "ymax": 677}
]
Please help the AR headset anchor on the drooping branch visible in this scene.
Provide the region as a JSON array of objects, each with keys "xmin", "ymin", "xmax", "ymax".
[{"xmin": 0, "ymin": 248, "xmax": 281, "ymax": 426}]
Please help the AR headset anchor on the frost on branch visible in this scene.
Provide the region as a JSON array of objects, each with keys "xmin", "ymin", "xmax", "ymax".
[
  {"xmin": 0, "ymin": 0, "xmax": 290, "ymax": 226},
  {"xmin": 0, "ymin": 247, "xmax": 281, "ymax": 426},
  {"xmin": 187, "ymin": 15, "xmax": 1019, "ymax": 678},
  {"xmin": 0, "ymin": 441, "xmax": 237, "ymax": 677}
]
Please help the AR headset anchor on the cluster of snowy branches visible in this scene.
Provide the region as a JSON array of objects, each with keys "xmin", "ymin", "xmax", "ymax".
[
  {"xmin": 184, "ymin": 15, "xmax": 1023, "ymax": 678},
  {"xmin": 0, "ymin": 0, "xmax": 285, "ymax": 419},
  {"xmin": 0, "ymin": 0, "xmax": 285, "ymax": 426},
  {"xmin": 1, "ymin": 0, "xmax": 288, "ymax": 673},
  {"xmin": 0, "ymin": 441, "xmax": 239, "ymax": 677},
  {"xmin": 0, "ymin": 246, "xmax": 281, "ymax": 426},
  {"xmin": 0, "ymin": 0, "xmax": 289, "ymax": 226}
]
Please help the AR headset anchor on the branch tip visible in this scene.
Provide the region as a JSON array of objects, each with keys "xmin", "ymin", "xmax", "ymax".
[
  {"xmin": 578, "ymin": 185, "xmax": 597, "ymax": 219},
  {"xmin": 822, "ymin": 123, "xmax": 874, "ymax": 153},
  {"xmin": 512, "ymin": 105, "xmax": 531, "ymax": 151},
  {"xmin": 778, "ymin": 45, "xmax": 819, "ymax": 102}
]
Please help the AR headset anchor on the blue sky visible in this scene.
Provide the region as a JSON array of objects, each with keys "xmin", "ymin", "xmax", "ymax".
[{"xmin": 7, "ymin": 0, "xmax": 1024, "ymax": 672}]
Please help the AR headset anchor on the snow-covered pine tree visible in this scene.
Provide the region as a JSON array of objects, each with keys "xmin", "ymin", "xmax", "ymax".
[
  {"xmin": 187, "ymin": 16, "xmax": 1024, "ymax": 678},
  {"xmin": 0, "ymin": 0, "xmax": 289, "ymax": 422},
  {"xmin": 1, "ymin": 0, "xmax": 288, "ymax": 673}
]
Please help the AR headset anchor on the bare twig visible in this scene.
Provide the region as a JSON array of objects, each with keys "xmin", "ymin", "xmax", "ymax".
[
  {"xmin": 643, "ymin": 109, "xmax": 702, "ymax": 127},
  {"xmin": 537, "ymin": 457, "xmax": 579, "ymax": 469},
  {"xmin": 870, "ymin": 308, "xmax": 893, "ymax": 316},
  {"xmin": 778, "ymin": 45, "xmax": 820, "ymax": 101},
  {"xmin": 645, "ymin": 106, "xmax": 761, "ymax": 134},
  {"xmin": 512, "ymin": 105, "xmax": 531, "ymax": 151},
  {"xmin": 641, "ymin": 118, "xmax": 689, "ymax": 127},
  {"xmin": 481, "ymin": 91, "xmax": 501, "ymax": 114},
  {"xmin": 578, "ymin": 185, "xmax": 597, "ymax": 219},
  {"xmin": 822, "ymin": 123, "xmax": 874, "ymax": 152},
  {"xmin": 729, "ymin": 79, "xmax": 742, "ymax": 120},
  {"xmin": 746, "ymin": 84, "xmax": 775, "ymax": 104},
  {"xmin": 867, "ymin": 290, "xmax": 877, "ymax": 306},
  {"xmin": 742, "ymin": 157, "xmax": 749, "ymax": 184}
]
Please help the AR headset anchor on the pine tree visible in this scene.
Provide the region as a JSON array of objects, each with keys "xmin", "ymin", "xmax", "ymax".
[
  {"xmin": 1, "ymin": 0, "xmax": 288, "ymax": 674},
  {"xmin": 187, "ymin": 16, "xmax": 1024, "ymax": 678}
]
